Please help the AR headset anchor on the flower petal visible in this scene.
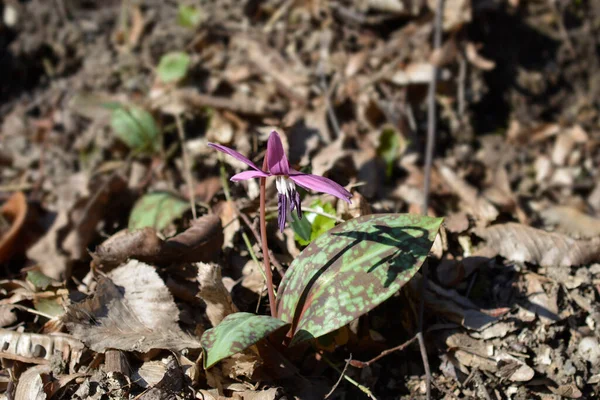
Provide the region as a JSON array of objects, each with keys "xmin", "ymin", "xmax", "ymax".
[
  {"xmin": 266, "ymin": 131, "xmax": 290, "ymax": 176},
  {"xmin": 289, "ymin": 171, "xmax": 352, "ymax": 203},
  {"xmin": 208, "ymin": 142, "xmax": 265, "ymax": 172},
  {"xmin": 231, "ymin": 170, "xmax": 269, "ymax": 181}
]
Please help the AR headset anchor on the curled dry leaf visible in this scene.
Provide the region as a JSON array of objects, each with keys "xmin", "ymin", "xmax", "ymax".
[
  {"xmin": 0, "ymin": 328, "xmax": 84, "ymax": 372},
  {"xmin": 15, "ymin": 364, "xmax": 52, "ymax": 400},
  {"xmin": 438, "ymin": 163, "xmax": 498, "ymax": 223},
  {"xmin": 0, "ymin": 191, "xmax": 27, "ymax": 263},
  {"xmin": 540, "ymin": 206, "xmax": 600, "ymax": 239},
  {"xmin": 474, "ymin": 223, "xmax": 600, "ymax": 268},
  {"xmin": 465, "ymin": 42, "xmax": 495, "ymax": 70},
  {"xmin": 92, "ymin": 214, "xmax": 223, "ymax": 267},
  {"xmin": 197, "ymin": 262, "xmax": 238, "ymax": 327},
  {"xmin": 64, "ymin": 260, "xmax": 201, "ymax": 353}
]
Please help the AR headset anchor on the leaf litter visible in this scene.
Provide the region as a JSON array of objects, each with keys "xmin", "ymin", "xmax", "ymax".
[{"xmin": 1, "ymin": 0, "xmax": 600, "ymax": 398}]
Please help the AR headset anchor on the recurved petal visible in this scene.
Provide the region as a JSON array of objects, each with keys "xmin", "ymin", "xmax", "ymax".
[
  {"xmin": 289, "ymin": 171, "xmax": 352, "ymax": 203},
  {"xmin": 231, "ymin": 170, "xmax": 270, "ymax": 181},
  {"xmin": 208, "ymin": 142, "xmax": 264, "ymax": 172},
  {"xmin": 266, "ymin": 131, "xmax": 290, "ymax": 176}
]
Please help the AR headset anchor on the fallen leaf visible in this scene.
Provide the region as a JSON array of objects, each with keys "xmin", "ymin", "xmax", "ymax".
[
  {"xmin": 540, "ymin": 206, "xmax": 600, "ymax": 239},
  {"xmin": 92, "ymin": 214, "xmax": 223, "ymax": 268},
  {"xmin": 128, "ymin": 192, "xmax": 191, "ymax": 231},
  {"xmin": 64, "ymin": 260, "xmax": 201, "ymax": 353},
  {"xmin": 438, "ymin": 163, "xmax": 498, "ymax": 223},
  {"xmin": 0, "ymin": 191, "xmax": 27, "ymax": 263},
  {"xmin": 15, "ymin": 365, "xmax": 52, "ymax": 400},
  {"xmin": 0, "ymin": 329, "xmax": 84, "ymax": 371},
  {"xmin": 197, "ymin": 262, "xmax": 238, "ymax": 327},
  {"xmin": 474, "ymin": 223, "xmax": 600, "ymax": 268},
  {"xmin": 27, "ymin": 173, "xmax": 126, "ymax": 280}
]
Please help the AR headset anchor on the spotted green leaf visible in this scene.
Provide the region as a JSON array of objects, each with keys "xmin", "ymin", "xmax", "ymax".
[
  {"xmin": 276, "ymin": 214, "xmax": 443, "ymax": 345},
  {"xmin": 201, "ymin": 313, "xmax": 289, "ymax": 368},
  {"xmin": 128, "ymin": 192, "xmax": 190, "ymax": 231}
]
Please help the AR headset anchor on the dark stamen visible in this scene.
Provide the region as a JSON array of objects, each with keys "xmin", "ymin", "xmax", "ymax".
[{"xmin": 277, "ymin": 193, "xmax": 287, "ymax": 232}]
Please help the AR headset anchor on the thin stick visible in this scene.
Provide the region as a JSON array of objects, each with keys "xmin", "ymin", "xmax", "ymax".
[
  {"xmin": 419, "ymin": 1, "xmax": 445, "ymax": 399},
  {"xmin": 175, "ymin": 113, "xmax": 197, "ymax": 220},
  {"xmin": 322, "ymin": 355, "xmax": 378, "ymax": 400},
  {"xmin": 349, "ymin": 335, "xmax": 417, "ymax": 368},
  {"xmin": 260, "ymin": 157, "xmax": 277, "ymax": 317},
  {"xmin": 238, "ymin": 211, "xmax": 285, "ymax": 277},
  {"xmin": 325, "ymin": 354, "xmax": 352, "ymax": 399}
]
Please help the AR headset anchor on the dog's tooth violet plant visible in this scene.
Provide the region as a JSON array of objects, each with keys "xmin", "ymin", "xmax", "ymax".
[
  {"xmin": 209, "ymin": 130, "xmax": 352, "ymax": 232},
  {"xmin": 203, "ymin": 130, "xmax": 443, "ymax": 373}
]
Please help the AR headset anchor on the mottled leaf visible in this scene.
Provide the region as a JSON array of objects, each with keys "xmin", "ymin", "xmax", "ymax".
[
  {"xmin": 157, "ymin": 52, "xmax": 191, "ymax": 83},
  {"xmin": 111, "ymin": 105, "xmax": 161, "ymax": 154},
  {"xmin": 276, "ymin": 214, "xmax": 442, "ymax": 344},
  {"xmin": 201, "ymin": 312, "xmax": 289, "ymax": 368},
  {"xmin": 129, "ymin": 192, "xmax": 190, "ymax": 231}
]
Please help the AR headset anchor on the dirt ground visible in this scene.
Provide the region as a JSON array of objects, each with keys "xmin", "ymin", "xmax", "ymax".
[{"xmin": 1, "ymin": 0, "xmax": 600, "ymax": 399}]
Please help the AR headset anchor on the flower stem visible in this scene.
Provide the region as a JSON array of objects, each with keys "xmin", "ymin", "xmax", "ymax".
[{"xmin": 260, "ymin": 157, "xmax": 277, "ymax": 317}]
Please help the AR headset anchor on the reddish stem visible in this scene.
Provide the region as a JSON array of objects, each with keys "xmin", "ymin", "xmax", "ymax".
[{"xmin": 260, "ymin": 157, "xmax": 277, "ymax": 317}]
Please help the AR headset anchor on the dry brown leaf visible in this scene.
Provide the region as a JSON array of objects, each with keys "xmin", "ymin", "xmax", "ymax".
[
  {"xmin": 64, "ymin": 260, "xmax": 201, "ymax": 353},
  {"xmin": 197, "ymin": 262, "xmax": 238, "ymax": 327},
  {"xmin": 465, "ymin": 42, "xmax": 495, "ymax": 70},
  {"xmin": 522, "ymin": 273, "xmax": 559, "ymax": 324},
  {"xmin": 27, "ymin": 173, "xmax": 126, "ymax": 280},
  {"xmin": 474, "ymin": 223, "xmax": 600, "ymax": 268},
  {"xmin": 427, "ymin": 0, "xmax": 471, "ymax": 31},
  {"xmin": 0, "ymin": 191, "xmax": 27, "ymax": 263},
  {"xmin": 0, "ymin": 329, "xmax": 84, "ymax": 371},
  {"xmin": 438, "ymin": 163, "xmax": 498, "ymax": 223},
  {"xmin": 540, "ymin": 206, "xmax": 600, "ymax": 239},
  {"xmin": 92, "ymin": 214, "xmax": 223, "ymax": 267},
  {"xmin": 137, "ymin": 357, "xmax": 193, "ymax": 400},
  {"xmin": 15, "ymin": 365, "xmax": 51, "ymax": 400}
]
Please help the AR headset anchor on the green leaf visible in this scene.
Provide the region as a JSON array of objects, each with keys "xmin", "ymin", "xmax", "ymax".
[
  {"xmin": 111, "ymin": 106, "xmax": 161, "ymax": 154},
  {"xmin": 290, "ymin": 211, "xmax": 311, "ymax": 242},
  {"xmin": 201, "ymin": 312, "xmax": 289, "ymax": 368},
  {"xmin": 128, "ymin": 192, "xmax": 190, "ymax": 231},
  {"xmin": 157, "ymin": 52, "xmax": 191, "ymax": 83},
  {"xmin": 276, "ymin": 213, "xmax": 443, "ymax": 345},
  {"xmin": 293, "ymin": 200, "xmax": 336, "ymax": 246},
  {"xmin": 35, "ymin": 297, "xmax": 65, "ymax": 318},
  {"xmin": 177, "ymin": 4, "xmax": 203, "ymax": 28},
  {"xmin": 26, "ymin": 270, "xmax": 54, "ymax": 291},
  {"xmin": 376, "ymin": 127, "xmax": 405, "ymax": 177}
]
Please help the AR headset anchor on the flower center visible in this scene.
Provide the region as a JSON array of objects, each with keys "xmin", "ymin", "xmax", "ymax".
[{"xmin": 275, "ymin": 176, "xmax": 302, "ymax": 232}]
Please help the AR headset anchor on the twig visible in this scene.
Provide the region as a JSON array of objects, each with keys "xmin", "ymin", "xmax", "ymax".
[
  {"xmin": 178, "ymin": 89, "xmax": 285, "ymax": 116},
  {"xmin": 322, "ymin": 355, "xmax": 377, "ymax": 400},
  {"xmin": 241, "ymin": 230, "xmax": 268, "ymax": 313},
  {"xmin": 325, "ymin": 354, "xmax": 352, "ymax": 399},
  {"xmin": 238, "ymin": 211, "xmax": 285, "ymax": 277},
  {"xmin": 349, "ymin": 335, "xmax": 418, "ymax": 368},
  {"xmin": 263, "ymin": 0, "xmax": 292, "ymax": 33},
  {"xmin": 419, "ymin": 1, "xmax": 445, "ymax": 399},
  {"xmin": 175, "ymin": 114, "xmax": 196, "ymax": 220},
  {"xmin": 318, "ymin": 31, "xmax": 340, "ymax": 142},
  {"xmin": 260, "ymin": 157, "xmax": 277, "ymax": 318}
]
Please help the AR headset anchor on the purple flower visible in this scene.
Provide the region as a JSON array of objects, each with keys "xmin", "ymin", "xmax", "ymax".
[{"xmin": 209, "ymin": 130, "xmax": 352, "ymax": 232}]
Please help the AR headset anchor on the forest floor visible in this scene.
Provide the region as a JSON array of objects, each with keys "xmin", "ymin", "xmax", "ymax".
[{"xmin": 1, "ymin": 0, "xmax": 600, "ymax": 399}]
